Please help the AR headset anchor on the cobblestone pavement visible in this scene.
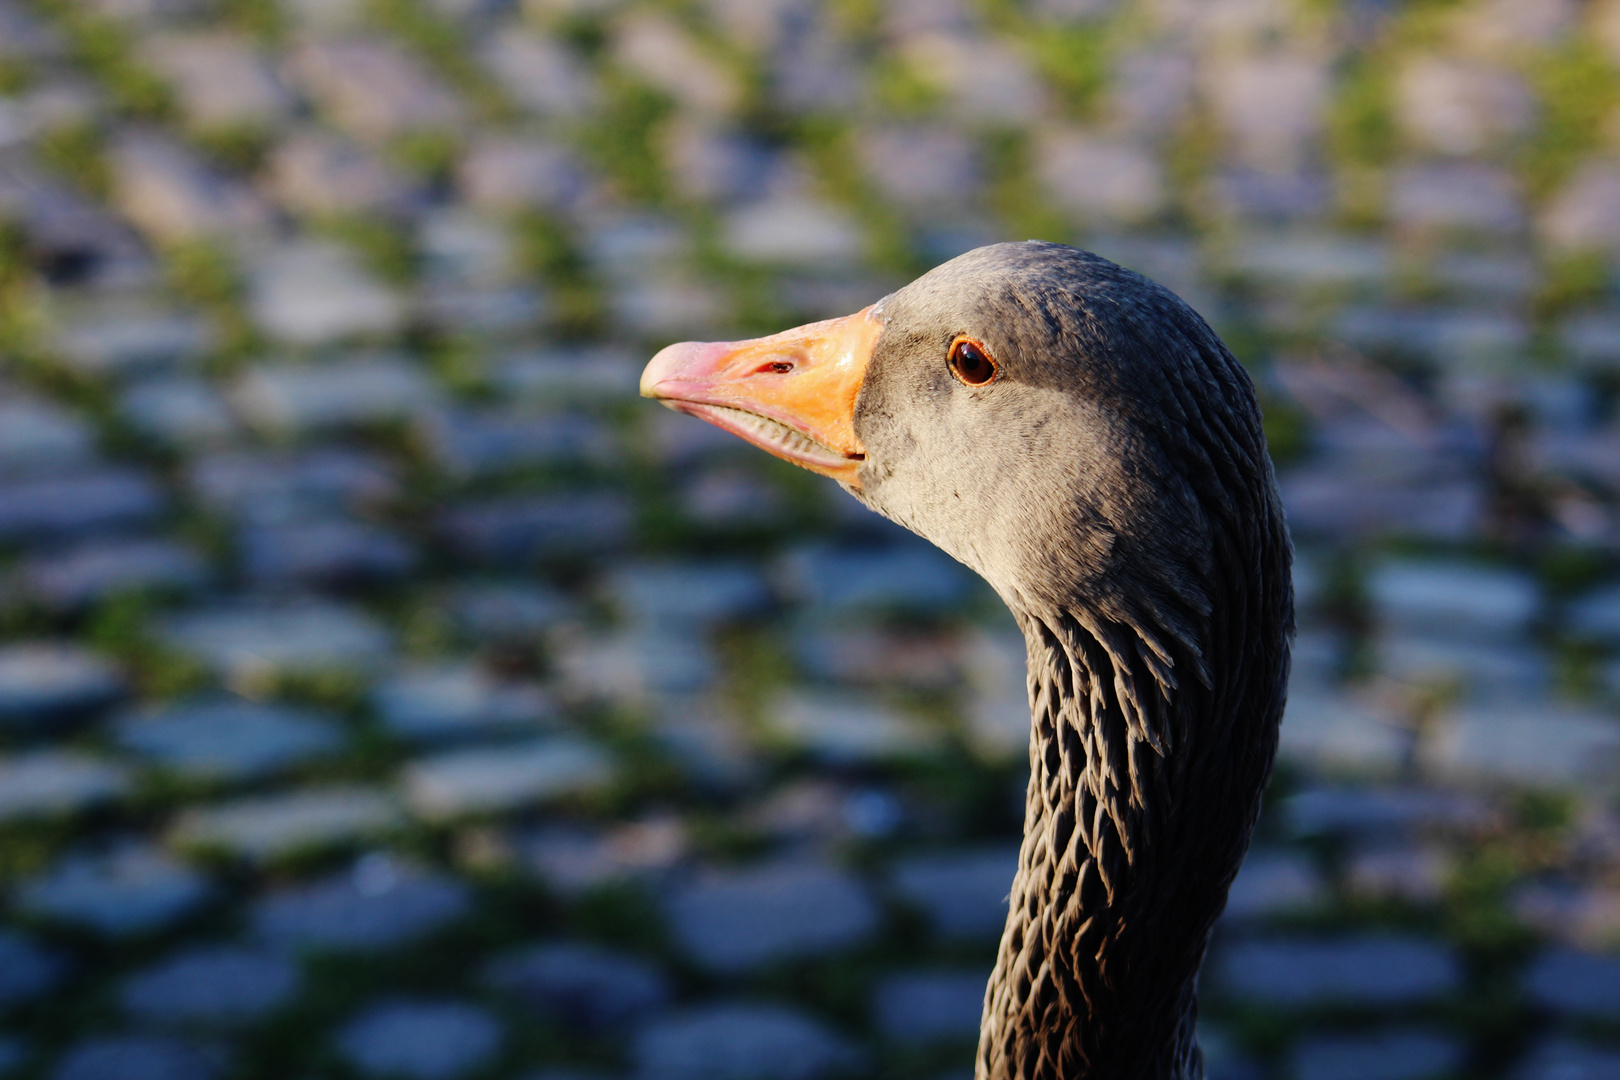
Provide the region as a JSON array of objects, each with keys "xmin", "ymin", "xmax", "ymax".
[{"xmin": 1, "ymin": 0, "xmax": 1620, "ymax": 1077}]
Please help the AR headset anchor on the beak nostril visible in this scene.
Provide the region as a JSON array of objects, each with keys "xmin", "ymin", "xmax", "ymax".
[{"xmin": 757, "ymin": 361, "xmax": 794, "ymax": 374}]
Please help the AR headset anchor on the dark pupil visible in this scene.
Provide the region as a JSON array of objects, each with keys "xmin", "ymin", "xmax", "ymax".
[{"xmin": 955, "ymin": 344, "xmax": 989, "ymax": 382}]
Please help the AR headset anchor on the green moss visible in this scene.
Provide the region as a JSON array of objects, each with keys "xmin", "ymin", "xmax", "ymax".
[
  {"xmin": 216, "ymin": 0, "xmax": 287, "ymax": 42},
  {"xmin": 1523, "ymin": 42, "xmax": 1620, "ymax": 201},
  {"xmin": 47, "ymin": 10, "xmax": 174, "ymax": 121},
  {"xmin": 315, "ymin": 215, "xmax": 419, "ymax": 286},
  {"xmin": 1534, "ymin": 250, "xmax": 1614, "ymax": 323},
  {"xmin": 365, "ymin": 0, "xmax": 512, "ymax": 120},
  {"xmin": 0, "ymin": 56, "xmax": 34, "ymax": 95},
  {"xmin": 513, "ymin": 212, "xmax": 604, "ymax": 339},
  {"xmin": 35, "ymin": 122, "xmax": 111, "ymax": 200},
  {"xmin": 1025, "ymin": 27, "xmax": 1109, "ymax": 121},
  {"xmin": 1328, "ymin": 57, "xmax": 1397, "ymax": 172},
  {"xmin": 190, "ymin": 124, "xmax": 276, "ymax": 174},
  {"xmin": 162, "ymin": 241, "xmax": 256, "ymax": 360},
  {"xmin": 984, "ymin": 129, "xmax": 1070, "ymax": 246},
  {"xmin": 1258, "ymin": 394, "xmax": 1310, "ymax": 468},
  {"xmin": 580, "ymin": 78, "xmax": 673, "ymax": 205},
  {"xmin": 870, "ymin": 56, "xmax": 946, "ymax": 118},
  {"xmin": 389, "ymin": 129, "xmax": 462, "ymax": 187}
]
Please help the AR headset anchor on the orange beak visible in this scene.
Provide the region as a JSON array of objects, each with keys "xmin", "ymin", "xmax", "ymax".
[{"xmin": 639, "ymin": 306, "xmax": 883, "ymax": 488}]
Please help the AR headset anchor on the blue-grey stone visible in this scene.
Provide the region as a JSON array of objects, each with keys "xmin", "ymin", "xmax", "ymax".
[
  {"xmin": 187, "ymin": 448, "xmax": 400, "ymax": 525},
  {"xmin": 1523, "ymin": 949, "xmax": 1620, "ymax": 1018},
  {"xmin": 1569, "ymin": 582, "xmax": 1620, "ymax": 642},
  {"xmin": 0, "ymin": 398, "xmax": 95, "ymax": 475},
  {"xmin": 872, "ymin": 971, "xmax": 987, "ymax": 1043},
  {"xmin": 495, "ymin": 347, "xmax": 641, "ymax": 407},
  {"xmin": 402, "ymin": 737, "xmax": 613, "ymax": 819},
  {"xmin": 52, "ymin": 310, "xmax": 214, "ymax": 376},
  {"xmin": 776, "ymin": 541, "xmax": 969, "ymax": 613},
  {"xmin": 1515, "ymin": 1039, "xmax": 1620, "ymax": 1080},
  {"xmin": 1284, "ymin": 787, "xmax": 1493, "ymax": 839},
  {"xmin": 18, "ymin": 845, "xmax": 209, "ymax": 936},
  {"xmin": 1223, "ymin": 849, "xmax": 1327, "ymax": 922},
  {"xmin": 0, "ymin": 644, "xmax": 124, "ymax": 728},
  {"xmin": 0, "ymin": 1038, "xmax": 23, "ymax": 1074},
  {"xmin": 121, "ymin": 947, "xmax": 299, "ymax": 1027},
  {"xmin": 483, "ymin": 941, "xmax": 668, "ymax": 1030},
  {"xmin": 172, "ymin": 788, "xmax": 404, "ymax": 860},
  {"xmin": 241, "ymin": 518, "xmax": 416, "ymax": 588},
  {"xmin": 768, "ymin": 691, "xmax": 939, "ymax": 763},
  {"xmin": 1291, "ymin": 1030, "xmax": 1463, "ymax": 1080},
  {"xmin": 0, "ymin": 931, "xmax": 67, "ymax": 1009},
  {"xmin": 439, "ymin": 491, "xmax": 631, "ymax": 565},
  {"xmin": 1214, "ymin": 935, "xmax": 1462, "ymax": 1007},
  {"xmin": 1368, "ymin": 560, "xmax": 1538, "ymax": 641},
  {"xmin": 21, "ymin": 539, "xmax": 209, "ymax": 610},
  {"xmin": 252, "ymin": 856, "xmax": 470, "ymax": 952},
  {"xmin": 232, "ymin": 356, "xmax": 437, "ymax": 434},
  {"xmin": 605, "ymin": 562, "xmax": 769, "ymax": 630},
  {"xmin": 0, "ymin": 470, "xmax": 165, "ymax": 544},
  {"xmin": 337, "ymin": 1000, "xmax": 502, "ymax": 1080},
  {"xmin": 373, "ymin": 665, "xmax": 554, "ymax": 742},
  {"xmin": 160, "ymin": 602, "xmax": 393, "ymax": 683},
  {"xmin": 113, "ymin": 698, "xmax": 345, "ymax": 782},
  {"xmin": 443, "ymin": 581, "xmax": 572, "ymax": 643},
  {"xmin": 419, "ymin": 409, "xmax": 613, "ymax": 478},
  {"xmin": 0, "ymin": 751, "xmax": 131, "ymax": 821},
  {"xmin": 888, "ymin": 847, "xmax": 1018, "ymax": 940},
  {"xmin": 664, "ymin": 861, "xmax": 878, "ymax": 971},
  {"xmin": 53, "ymin": 1037, "xmax": 220, "ymax": 1080},
  {"xmin": 553, "ymin": 628, "xmax": 717, "ymax": 703},
  {"xmin": 634, "ymin": 1004, "xmax": 862, "ymax": 1080},
  {"xmin": 119, "ymin": 377, "xmax": 236, "ymax": 448}
]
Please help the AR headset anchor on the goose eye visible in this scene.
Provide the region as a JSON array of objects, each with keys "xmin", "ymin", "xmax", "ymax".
[{"xmin": 948, "ymin": 339, "xmax": 997, "ymax": 386}]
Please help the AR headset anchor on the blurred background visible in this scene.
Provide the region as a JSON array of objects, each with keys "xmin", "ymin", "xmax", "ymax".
[{"xmin": 0, "ymin": 0, "xmax": 1618, "ymax": 1078}]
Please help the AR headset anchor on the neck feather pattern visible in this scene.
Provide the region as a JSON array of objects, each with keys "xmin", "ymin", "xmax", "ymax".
[{"xmin": 976, "ymin": 585, "xmax": 1287, "ymax": 1080}]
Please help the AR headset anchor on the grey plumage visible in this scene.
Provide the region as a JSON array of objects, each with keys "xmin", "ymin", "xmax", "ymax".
[{"xmin": 850, "ymin": 243, "xmax": 1294, "ymax": 1080}]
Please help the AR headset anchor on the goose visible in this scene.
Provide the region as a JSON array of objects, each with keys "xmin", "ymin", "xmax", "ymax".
[{"xmin": 640, "ymin": 241, "xmax": 1293, "ymax": 1080}]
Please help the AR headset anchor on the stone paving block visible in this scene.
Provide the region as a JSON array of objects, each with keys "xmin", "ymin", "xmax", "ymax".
[
  {"xmin": 1291, "ymin": 1029, "xmax": 1464, "ymax": 1080},
  {"xmin": 113, "ymin": 698, "xmax": 345, "ymax": 782},
  {"xmin": 0, "ymin": 397, "xmax": 95, "ymax": 474},
  {"xmin": 438, "ymin": 492, "xmax": 632, "ymax": 565},
  {"xmin": 1376, "ymin": 632, "xmax": 1550, "ymax": 701},
  {"xmin": 1344, "ymin": 843, "xmax": 1451, "ymax": 905},
  {"xmin": 1420, "ymin": 703, "xmax": 1620, "ymax": 789},
  {"xmin": 233, "ymin": 355, "xmax": 438, "ymax": 435},
  {"xmin": 1223, "ymin": 849, "xmax": 1327, "ymax": 922},
  {"xmin": 0, "ymin": 644, "xmax": 123, "ymax": 729},
  {"xmin": 664, "ymin": 122, "xmax": 781, "ymax": 204},
  {"xmin": 419, "ymin": 409, "xmax": 610, "ymax": 479},
  {"xmin": 664, "ymin": 861, "xmax": 879, "ymax": 971},
  {"xmin": 888, "ymin": 847, "xmax": 1019, "ymax": 940},
  {"xmin": 767, "ymin": 690, "xmax": 939, "ymax": 763},
  {"xmin": 495, "ymin": 347, "xmax": 642, "ymax": 407},
  {"xmin": 1284, "ymin": 787, "xmax": 1494, "ymax": 839},
  {"xmin": 482, "ymin": 942, "xmax": 668, "ymax": 1030},
  {"xmin": 0, "ymin": 470, "xmax": 166, "ymax": 545},
  {"xmin": 336, "ymin": 1000, "xmax": 501, "ymax": 1080},
  {"xmin": 0, "ymin": 931, "xmax": 67, "ymax": 1009},
  {"xmin": 268, "ymin": 130, "xmax": 420, "ymax": 217},
  {"xmin": 554, "ymin": 628, "xmax": 717, "ymax": 703},
  {"xmin": 481, "ymin": 27, "xmax": 597, "ymax": 118},
  {"xmin": 160, "ymin": 602, "xmax": 393, "ymax": 684},
  {"xmin": 1274, "ymin": 687, "xmax": 1408, "ymax": 775},
  {"xmin": 605, "ymin": 561, "xmax": 770, "ymax": 630},
  {"xmin": 1389, "ymin": 162, "xmax": 1525, "ymax": 234},
  {"xmin": 121, "ymin": 946, "xmax": 299, "ymax": 1027},
  {"xmin": 1037, "ymin": 131, "xmax": 1165, "ymax": 224},
  {"xmin": 633, "ymin": 1004, "xmax": 863, "ymax": 1080},
  {"xmin": 1569, "ymin": 582, "xmax": 1620, "ymax": 641},
  {"xmin": 776, "ymin": 541, "xmax": 969, "ymax": 613},
  {"xmin": 375, "ymin": 664, "xmax": 554, "ymax": 742},
  {"xmin": 0, "ymin": 1039, "xmax": 22, "ymax": 1075},
  {"xmin": 140, "ymin": 31, "xmax": 293, "ymax": 130},
  {"xmin": 241, "ymin": 518, "xmax": 416, "ymax": 588},
  {"xmin": 1214, "ymin": 935, "xmax": 1462, "ymax": 1007},
  {"xmin": 403, "ymin": 737, "xmax": 612, "ymax": 819},
  {"xmin": 1523, "ymin": 949, "xmax": 1620, "ymax": 1018},
  {"xmin": 721, "ymin": 196, "xmax": 864, "ymax": 266},
  {"xmin": 172, "ymin": 787, "xmax": 405, "ymax": 860},
  {"xmin": 110, "ymin": 132, "xmax": 271, "ymax": 244},
  {"xmin": 442, "ymin": 581, "xmax": 572, "ymax": 643},
  {"xmin": 18, "ymin": 845, "xmax": 210, "ymax": 937},
  {"xmin": 244, "ymin": 241, "xmax": 406, "ymax": 346},
  {"xmin": 21, "ymin": 538, "xmax": 209, "ymax": 610},
  {"xmin": 0, "ymin": 751, "xmax": 131, "ymax": 821},
  {"xmin": 51, "ymin": 309, "xmax": 214, "ymax": 378},
  {"xmin": 52, "ymin": 1037, "xmax": 221, "ymax": 1080},
  {"xmin": 187, "ymin": 447, "xmax": 400, "ymax": 524},
  {"xmin": 285, "ymin": 39, "xmax": 465, "ymax": 141},
  {"xmin": 872, "ymin": 970, "xmax": 987, "ymax": 1044},
  {"xmin": 518, "ymin": 817, "xmax": 688, "ymax": 896},
  {"xmin": 1368, "ymin": 560, "xmax": 1538, "ymax": 641},
  {"xmin": 460, "ymin": 135, "xmax": 587, "ymax": 212},
  {"xmin": 253, "ymin": 855, "xmax": 470, "ymax": 952},
  {"xmin": 1515, "ymin": 1039, "xmax": 1620, "ymax": 1080},
  {"xmin": 857, "ymin": 125, "xmax": 980, "ymax": 210}
]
